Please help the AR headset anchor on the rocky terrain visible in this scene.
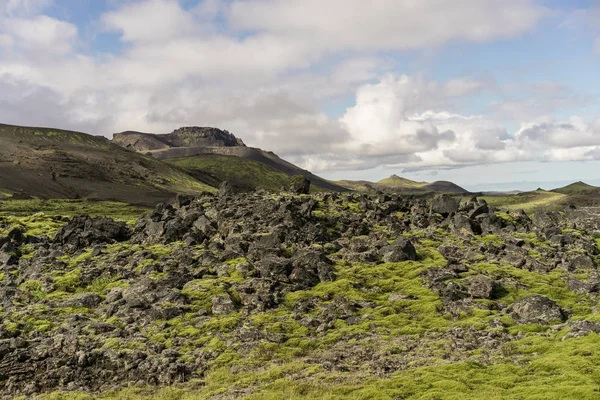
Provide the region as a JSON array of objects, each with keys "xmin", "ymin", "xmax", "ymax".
[{"xmin": 2, "ymin": 180, "xmax": 600, "ymax": 399}]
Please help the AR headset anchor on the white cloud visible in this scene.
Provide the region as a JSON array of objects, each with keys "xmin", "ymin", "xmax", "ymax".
[
  {"xmin": 102, "ymin": 0, "xmax": 199, "ymax": 43},
  {"xmin": 0, "ymin": 0, "xmax": 598, "ymax": 179},
  {"xmin": 595, "ymin": 37, "xmax": 600, "ymax": 54},
  {"xmin": 0, "ymin": 0, "xmax": 51, "ymax": 16},
  {"xmin": 1, "ymin": 15, "xmax": 77, "ymax": 54},
  {"xmin": 228, "ymin": 0, "xmax": 546, "ymax": 51}
]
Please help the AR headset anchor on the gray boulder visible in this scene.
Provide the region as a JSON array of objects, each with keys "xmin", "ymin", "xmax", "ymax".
[
  {"xmin": 430, "ymin": 194, "xmax": 460, "ymax": 217},
  {"xmin": 289, "ymin": 176, "xmax": 311, "ymax": 195},
  {"xmin": 510, "ymin": 295, "xmax": 565, "ymax": 324},
  {"xmin": 380, "ymin": 237, "xmax": 417, "ymax": 263},
  {"xmin": 467, "ymin": 275, "xmax": 497, "ymax": 299}
]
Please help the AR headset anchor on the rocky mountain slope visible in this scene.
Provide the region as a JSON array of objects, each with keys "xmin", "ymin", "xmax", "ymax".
[
  {"xmin": 112, "ymin": 127, "xmax": 347, "ymax": 193},
  {"xmin": 0, "ymin": 124, "xmax": 213, "ymax": 205},
  {"xmin": 2, "ymin": 187, "xmax": 600, "ymax": 398},
  {"xmin": 336, "ymin": 174, "xmax": 469, "ymax": 194}
]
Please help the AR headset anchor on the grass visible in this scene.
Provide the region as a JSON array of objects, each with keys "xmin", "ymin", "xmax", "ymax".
[
  {"xmin": 0, "ymin": 199, "xmax": 150, "ymax": 237},
  {"xmin": 473, "ymin": 190, "xmax": 567, "ymax": 212}
]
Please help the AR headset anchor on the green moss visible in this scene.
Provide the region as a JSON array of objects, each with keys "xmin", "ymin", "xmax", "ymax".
[
  {"xmin": 19, "ymin": 280, "xmax": 46, "ymax": 300},
  {"xmin": 53, "ymin": 268, "xmax": 83, "ymax": 292}
]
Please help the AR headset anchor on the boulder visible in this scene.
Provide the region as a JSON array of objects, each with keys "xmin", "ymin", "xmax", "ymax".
[
  {"xmin": 53, "ymin": 216, "xmax": 131, "ymax": 250},
  {"xmin": 289, "ymin": 176, "xmax": 311, "ymax": 195},
  {"xmin": 218, "ymin": 181, "xmax": 235, "ymax": 198},
  {"xmin": 380, "ymin": 238, "xmax": 417, "ymax": 263},
  {"xmin": 430, "ymin": 194, "xmax": 460, "ymax": 217},
  {"xmin": 510, "ymin": 295, "xmax": 565, "ymax": 324},
  {"xmin": 467, "ymin": 275, "xmax": 497, "ymax": 299}
]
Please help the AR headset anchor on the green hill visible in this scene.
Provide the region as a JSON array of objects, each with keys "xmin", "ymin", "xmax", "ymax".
[
  {"xmin": 377, "ymin": 174, "xmax": 426, "ymax": 188},
  {"xmin": 553, "ymin": 181, "xmax": 598, "ymax": 195},
  {"xmin": 336, "ymin": 175, "xmax": 468, "ymax": 194},
  {"xmin": 0, "ymin": 123, "xmax": 213, "ymax": 205}
]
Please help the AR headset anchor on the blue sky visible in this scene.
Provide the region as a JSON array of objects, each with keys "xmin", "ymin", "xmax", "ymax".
[{"xmin": 0, "ymin": 0, "xmax": 599, "ymax": 191}]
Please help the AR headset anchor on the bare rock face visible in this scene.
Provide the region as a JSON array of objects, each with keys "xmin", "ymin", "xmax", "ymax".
[{"xmin": 112, "ymin": 127, "xmax": 245, "ymax": 152}]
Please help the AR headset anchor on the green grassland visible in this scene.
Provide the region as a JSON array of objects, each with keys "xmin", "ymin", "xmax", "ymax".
[
  {"xmin": 0, "ymin": 199, "xmax": 150, "ymax": 237},
  {"xmin": 470, "ymin": 190, "xmax": 567, "ymax": 213}
]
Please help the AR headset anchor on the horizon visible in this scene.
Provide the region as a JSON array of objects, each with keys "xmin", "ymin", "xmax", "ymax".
[{"xmin": 0, "ymin": 0, "xmax": 599, "ymax": 191}]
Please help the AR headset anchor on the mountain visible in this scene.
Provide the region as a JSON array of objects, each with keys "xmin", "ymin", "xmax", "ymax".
[
  {"xmin": 336, "ymin": 174, "xmax": 469, "ymax": 194},
  {"xmin": 0, "ymin": 123, "xmax": 213, "ymax": 205},
  {"xmin": 112, "ymin": 127, "xmax": 347, "ymax": 192},
  {"xmin": 552, "ymin": 181, "xmax": 599, "ymax": 195}
]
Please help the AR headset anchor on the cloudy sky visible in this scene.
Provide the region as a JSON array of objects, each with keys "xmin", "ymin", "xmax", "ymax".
[{"xmin": 0, "ymin": 0, "xmax": 599, "ymax": 191}]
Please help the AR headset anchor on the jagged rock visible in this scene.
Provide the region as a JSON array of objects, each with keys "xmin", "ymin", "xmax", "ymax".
[
  {"xmin": 467, "ymin": 275, "xmax": 497, "ymax": 299},
  {"xmin": 430, "ymin": 194, "xmax": 460, "ymax": 217},
  {"xmin": 532, "ymin": 208, "xmax": 561, "ymax": 229},
  {"xmin": 0, "ymin": 250, "xmax": 18, "ymax": 266},
  {"xmin": 218, "ymin": 181, "xmax": 235, "ymax": 197},
  {"xmin": 437, "ymin": 245, "xmax": 463, "ymax": 264},
  {"xmin": 53, "ymin": 216, "xmax": 131, "ymax": 250},
  {"xmin": 59, "ymin": 293, "xmax": 102, "ymax": 309},
  {"xmin": 255, "ymin": 256, "xmax": 292, "ymax": 282},
  {"xmin": 289, "ymin": 176, "xmax": 310, "ymax": 195},
  {"xmin": 211, "ymin": 294, "xmax": 236, "ymax": 315},
  {"xmin": 235, "ymin": 278, "xmax": 280, "ymax": 311},
  {"xmin": 380, "ymin": 238, "xmax": 417, "ymax": 263},
  {"xmin": 290, "ymin": 248, "xmax": 335, "ymax": 287},
  {"xmin": 451, "ymin": 214, "xmax": 482, "ymax": 236},
  {"xmin": 563, "ymin": 320, "xmax": 600, "ymax": 340},
  {"xmin": 510, "ymin": 295, "xmax": 565, "ymax": 324},
  {"xmin": 122, "ymin": 278, "xmax": 157, "ymax": 309}
]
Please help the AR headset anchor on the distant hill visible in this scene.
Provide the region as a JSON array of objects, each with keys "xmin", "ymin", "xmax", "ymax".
[
  {"xmin": 377, "ymin": 174, "xmax": 427, "ymax": 188},
  {"xmin": 0, "ymin": 123, "xmax": 213, "ymax": 205},
  {"xmin": 335, "ymin": 174, "xmax": 469, "ymax": 194},
  {"xmin": 552, "ymin": 181, "xmax": 599, "ymax": 195},
  {"xmin": 112, "ymin": 127, "xmax": 347, "ymax": 193}
]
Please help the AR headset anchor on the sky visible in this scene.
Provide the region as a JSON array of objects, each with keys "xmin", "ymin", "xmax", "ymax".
[{"xmin": 0, "ymin": 0, "xmax": 599, "ymax": 191}]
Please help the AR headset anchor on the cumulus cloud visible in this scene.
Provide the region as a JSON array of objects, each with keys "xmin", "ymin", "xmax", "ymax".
[
  {"xmin": 102, "ymin": 0, "xmax": 199, "ymax": 43},
  {"xmin": 0, "ymin": 0, "xmax": 598, "ymax": 177},
  {"xmin": 2, "ymin": 15, "xmax": 77, "ymax": 54}
]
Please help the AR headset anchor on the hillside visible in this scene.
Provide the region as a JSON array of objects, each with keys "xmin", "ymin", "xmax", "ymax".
[
  {"xmin": 112, "ymin": 127, "xmax": 347, "ymax": 192},
  {"xmin": 553, "ymin": 181, "xmax": 599, "ymax": 195},
  {"xmin": 336, "ymin": 174, "xmax": 469, "ymax": 194},
  {"xmin": 0, "ymin": 124, "xmax": 214, "ymax": 205},
  {"xmin": 2, "ymin": 192, "xmax": 600, "ymax": 398},
  {"xmin": 167, "ymin": 155, "xmax": 300, "ymax": 192}
]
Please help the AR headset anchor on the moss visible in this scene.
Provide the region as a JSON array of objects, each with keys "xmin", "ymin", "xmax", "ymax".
[
  {"xmin": 53, "ymin": 268, "xmax": 83, "ymax": 292},
  {"xmin": 19, "ymin": 280, "xmax": 46, "ymax": 300}
]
